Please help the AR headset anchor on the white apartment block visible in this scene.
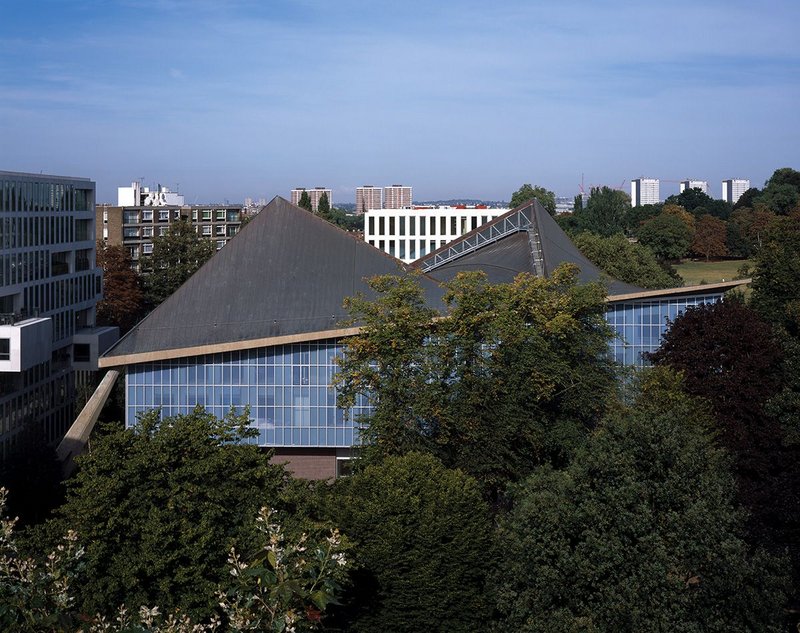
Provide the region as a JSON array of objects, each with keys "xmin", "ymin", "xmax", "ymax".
[
  {"xmin": 118, "ymin": 181, "xmax": 185, "ymax": 207},
  {"xmin": 356, "ymin": 186, "xmax": 382, "ymax": 214},
  {"xmin": 364, "ymin": 206, "xmax": 508, "ymax": 263},
  {"xmin": 631, "ymin": 178, "xmax": 660, "ymax": 206},
  {"xmin": 1, "ymin": 171, "xmax": 117, "ymax": 459},
  {"xmin": 291, "ymin": 187, "xmax": 332, "ymax": 212},
  {"xmin": 721, "ymin": 179, "xmax": 750, "ymax": 204},
  {"xmin": 383, "ymin": 185, "xmax": 412, "ymax": 209},
  {"xmin": 679, "ymin": 180, "xmax": 708, "ymax": 195}
]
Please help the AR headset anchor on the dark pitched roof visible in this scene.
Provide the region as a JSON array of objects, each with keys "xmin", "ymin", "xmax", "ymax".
[
  {"xmin": 103, "ymin": 197, "xmax": 444, "ymax": 360},
  {"xmin": 414, "ymin": 199, "xmax": 643, "ymax": 295}
]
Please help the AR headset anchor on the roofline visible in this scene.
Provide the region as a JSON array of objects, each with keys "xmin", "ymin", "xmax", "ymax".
[
  {"xmin": 607, "ymin": 278, "xmax": 750, "ymax": 302},
  {"xmin": 99, "ymin": 279, "xmax": 751, "ymax": 368},
  {"xmin": 98, "ymin": 326, "xmax": 363, "ymax": 368}
]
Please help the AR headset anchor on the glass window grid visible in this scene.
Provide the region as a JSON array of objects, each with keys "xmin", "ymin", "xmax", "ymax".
[
  {"xmin": 605, "ymin": 294, "xmax": 722, "ymax": 366},
  {"xmin": 126, "ymin": 339, "xmax": 369, "ymax": 448}
]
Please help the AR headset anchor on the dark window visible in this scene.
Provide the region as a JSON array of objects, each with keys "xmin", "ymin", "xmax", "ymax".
[
  {"xmin": 74, "ymin": 343, "xmax": 90, "ymax": 362},
  {"xmin": 0, "ymin": 338, "xmax": 10, "ymax": 361}
]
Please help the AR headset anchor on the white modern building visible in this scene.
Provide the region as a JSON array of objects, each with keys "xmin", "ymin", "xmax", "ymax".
[
  {"xmin": 291, "ymin": 187, "xmax": 332, "ymax": 211},
  {"xmin": 679, "ymin": 180, "xmax": 708, "ymax": 195},
  {"xmin": 721, "ymin": 179, "xmax": 750, "ymax": 204},
  {"xmin": 0, "ymin": 171, "xmax": 117, "ymax": 459},
  {"xmin": 117, "ymin": 181, "xmax": 184, "ymax": 207},
  {"xmin": 631, "ymin": 178, "xmax": 660, "ymax": 206},
  {"xmin": 355, "ymin": 186, "xmax": 382, "ymax": 214},
  {"xmin": 383, "ymin": 185, "xmax": 412, "ymax": 209},
  {"xmin": 364, "ymin": 205, "xmax": 509, "ymax": 263}
]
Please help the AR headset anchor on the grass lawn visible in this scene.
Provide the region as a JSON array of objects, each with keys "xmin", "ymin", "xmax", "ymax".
[{"xmin": 674, "ymin": 259, "xmax": 753, "ymax": 286}]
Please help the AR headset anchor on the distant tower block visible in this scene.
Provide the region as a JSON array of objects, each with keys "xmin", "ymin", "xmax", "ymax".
[
  {"xmin": 680, "ymin": 180, "xmax": 708, "ymax": 195},
  {"xmin": 356, "ymin": 185, "xmax": 382, "ymax": 214},
  {"xmin": 721, "ymin": 179, "xmax": 750, "ymax": 204},
  {"xmin": 291, "ymin": 187, "xmax": 332, "ymax": 212},
  {"xmin": 383, "ymin": 184, "xmax": 412, "ymax": 209},
  {"xmin": 631, "ymin": 178, "xmax": 660, "ymax": 206}
]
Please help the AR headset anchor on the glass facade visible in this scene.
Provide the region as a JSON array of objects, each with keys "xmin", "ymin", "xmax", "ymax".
[
  {"xmin": 605, "ymin": 293, "xmax": 723, "ymax": 366},
  {"xmin": 126, "ymin": 339, "xmax": 370, "ymax": 447},
  {"xmin": 126, "ymin": 293, "xmax": 726, "ymax": 448}
]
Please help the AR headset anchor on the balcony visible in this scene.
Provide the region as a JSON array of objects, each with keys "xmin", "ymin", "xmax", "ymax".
[{"xmin": 0, "ymin": 317, "xmax": 53, "ymax": 373}]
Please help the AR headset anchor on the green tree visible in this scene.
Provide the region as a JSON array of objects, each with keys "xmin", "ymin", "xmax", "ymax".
[
  {"xmin": 316, "ymin": 192, "xmax": 331, "ymax": 218},
  {"xmin": 141, "ymin": 217, "xmax": 215, "ymax": 307},
  {"xmin": 324, "ymin": 452, "xmax": 492, "ymax": 633},
  {"xmin": 509, "ymin": 183, "xmax": 556, "ymax": 215},
  {"xmin": 298, "ymin": 190, "xmax": 313, "ymax": 212},
  {"xmin": 666, "ymin": 188, "xmax": 732, "ymax": 220},
  {"xmin": 750, "ymin": 215, "xmax": 800, "ymax": 336},
  {"xmin": 635, "ymin": 211, "xmax": 692, "ymax": 261},
  {"xmin": 96, "ymin": 241, "xmax": 146, "ymax": 334},
  {"xmin": 759, "ymin": 183, "xmax": 800, "ymax": 216},
  {"xmin": 574, "ymin": 186, "xmax": 631, "ymax": 236},
  {"xmin": 691, "ymin": 214, "xmax": 728, "ymax": 260},
  {"xmin": 572, "ymin": 232, "xmax": 679, "ymax": 289},
  {"xmin": 493, "ymin": 369, "xmax": 789, "ymax": 632},
  {"xmin": 46, "ymin": 407, "xmax": 288, "ymax": 619},
  {"xmin": 335, "ymin": 266, "xmax": 616, "ymax": 498}
]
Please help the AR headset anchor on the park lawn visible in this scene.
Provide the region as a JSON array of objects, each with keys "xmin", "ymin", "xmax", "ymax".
[{"xmin": 674, "ymin": 259, "xmax": 753, "ymax": 287}]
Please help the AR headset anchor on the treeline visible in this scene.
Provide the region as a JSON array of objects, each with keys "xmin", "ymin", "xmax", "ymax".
[
  {"xmin": 511, "ymin": 168, "xmax": 800, "ymax": 290},
  {"xmin": 4, "ymin": 210, "xmax": 800, "ymax": 630}
]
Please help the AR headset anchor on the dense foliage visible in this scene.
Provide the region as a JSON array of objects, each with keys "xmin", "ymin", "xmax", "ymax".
[
  {"xmin": 510, "ymin": 183, "xmax": 556, "ymax": 215},
  {"xmin": 335, "ymin": 266, "xmax": 616, "ymax": 499},
  {"xmin": 324, "ymin": 452, "xmax": 492, "ymax": 633},
  {"xmin": 44, "ymin": 407, "xmax": 288, "ymax": 619},
  {"xmin": 493, "ymin": 370, "xmax": 789, "ymax": 632},
  {"xmin": 95, "ymin": 242, "xmax": 146, "ymax": 334},
  {"xmin": 141, "ymin": 217, "xmax": 215, "ymax": 307},
  {"xmin": 572, "ymin": 232, "xmax": 678, "ymax": 289}
]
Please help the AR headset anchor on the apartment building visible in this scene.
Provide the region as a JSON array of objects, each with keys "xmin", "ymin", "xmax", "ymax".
[
  {"xmin": 98, "ymin": 202, "xmax": 245, "ymax": 269},
  {"xmin": 383, "ymin": 185, "xmax": 412, "ymax": 209},
  {"xmin": 631, "ymin": 178, "xmax": 660, "ymax": 206},
  {"xmin": 364, "ymin": 205, "xmax": 509, "ymax": 263},
  {"xmin": 679, "ymin": 180, "xmax": 709, "ymax": 195},
  {"xmin": 290, "ymin": 187, "xmax": 332, "ymax": 212},
  {"xmin": 721, "ymin": 179, "xmax": 750, "ymax": 204},
  {"xmin": 0, "ymin": 171, "xmax": 116, "ymax": 459},
  {"xmin": 355, "ymin": 186, "xmax": 382, "ymax": 214}
]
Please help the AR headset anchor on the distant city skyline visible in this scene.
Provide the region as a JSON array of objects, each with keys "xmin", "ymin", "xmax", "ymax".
[{"xmin": 1, "ymin": 1, "xmax": 797, "ymax": 204}]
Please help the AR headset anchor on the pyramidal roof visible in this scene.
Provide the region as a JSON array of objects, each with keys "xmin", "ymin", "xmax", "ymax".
[
  {"xmin": 102, "ymin": 197, "xmax": 444, "ymax": 365},
  {"xmin": 413, "ymin": 199, "xmax": 643, "ymax": 295}
]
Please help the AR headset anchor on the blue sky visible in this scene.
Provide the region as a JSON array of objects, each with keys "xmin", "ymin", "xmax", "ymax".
[{"xmin": 1, "ymin": 0, "xmax": 798, "ymax": 204}]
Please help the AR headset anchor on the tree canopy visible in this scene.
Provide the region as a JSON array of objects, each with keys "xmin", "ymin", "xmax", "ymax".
[
  {"xmin": 335, "ymin": 266, "xmax": 616, "ymax": 499},
  {"xmin": 635, "ymin": 211, "xmax": 692, "ymax": 260},
  {"xmin": 572, "ymin": 232, "xmax": 679, "ymax": 289},
  {"xmin": 96, "ymin": 242, "xmax": 146, "ymax": 333},
  {"xmin": 493, "ymin": 369, "xmax": 789, "ymax": 632},
  {"xmin": 298, "ymin": 190, "xmax": 313, "ymax": 212},
  {"xmin": 509, "ymin": 183, "xmax": 556, "ymax": 215},
  {"xmin": 573, "ymin": 186, "xmax": 631, "ymax": 236},
  {"xmin": 141, "ymin": 217, "xmax": 215, "ymax": 307},
  {"xmin": 324, "ymin": 452, "xmax": 492, "ymax": 633},
  {"xmin": 46, "ymin": 407, "xmax": 288, "ymax": 619},
  {"xmin": 691, "ymin": 214, "xmax": 728, "ymax": 260}
]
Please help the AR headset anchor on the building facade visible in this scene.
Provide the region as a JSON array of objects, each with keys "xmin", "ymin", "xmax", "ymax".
[
  {"xmin": 117, "ymin": 182, "xmax": 185, "ymax": 207},
  {"xmin": 100, "ymin": 197, "xmax": 739, "ymax": 479},
  {"xmin": 355, "ymin": 186, "xmax": 382, "ymax": 214},
  {"xmin": 383, "ymin": 185, "xmax": 412, "ymax": 209},
  {"xmin": 631, "ymin": 178, "xmax": 660, "ymax": 206},
  {"xmin": 722, "ymin": 179, "xmax": 750, "ymax": 204},
  {"xmin": 98, "ymin": 204, "xmax": 245, "ymax": 269},
  {"xmin": 364, "ymin": 205, "xmax": 509, "ymax": 263},
  {"xmin": 679, "ymin": 180, "xmax": 708, "ymax": 195},
  {"xmin": 1, "ymin": 171, "xmax": 115, "ymax": 459},
  {"xmin": 291, "ymin": 187, "xmax": 332, "ymax": 212}
]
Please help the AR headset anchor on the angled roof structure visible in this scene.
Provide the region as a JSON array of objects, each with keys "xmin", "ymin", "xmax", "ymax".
[
  {"xmin": 101, "ymin": 197, "xmax": 444, "ymax": 366},
  {"xmin": 413, "ymin": 199, "xmax": 643, "ymax": 295}
]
